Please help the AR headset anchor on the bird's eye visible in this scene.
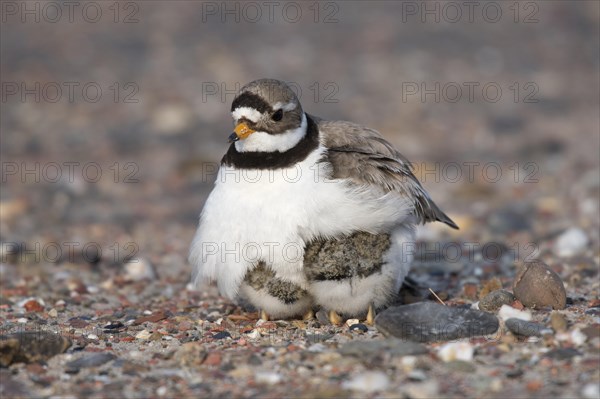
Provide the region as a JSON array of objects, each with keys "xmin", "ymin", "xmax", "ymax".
[{"xmin": 272, "ymin": 109, "xmax": 283, "ymax": 121}]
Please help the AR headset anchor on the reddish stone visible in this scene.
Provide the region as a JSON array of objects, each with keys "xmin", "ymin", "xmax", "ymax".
[
  {"xmin": 133, "ymin": 311, "xmax": 169, "ymax": 325},
  {"xmin": 23, "ymin": 299, "xmax": 44, "ymax": 312},
  {"xmin": 589, "ymin": 299, "xmax": 600, "ymax": 307},
  {"xmin": 511, "ymin": 300, "xmax": 525, "ymax": 310},
  {"xmin": 69, "ymin": 318, "xmax": 90, "ymax": 328},
  {"xmin": 203, "ymin": 352, "xmax": 221, "ymax": 366},
  {"xmin": 463, "ymin": 283, "xmax": 478, "ymax": 300},
  {"xmin": 526, "ymin": 380, "xmax": 543, "ymax": 391}
]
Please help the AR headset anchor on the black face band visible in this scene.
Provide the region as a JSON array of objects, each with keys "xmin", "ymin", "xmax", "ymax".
[{"xmin": 221, "ymin": 114, "xmax": 319, "ymax": 170}]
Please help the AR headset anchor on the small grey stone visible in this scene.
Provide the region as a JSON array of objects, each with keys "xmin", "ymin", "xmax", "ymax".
[
  {"xmin": 315, "ymin": 309, "xmax": 331, "ymax": 325},
  {"xmin": 65, "ymin": 352, "xmax": 116, "ymax": 370},
  {"xmin": 339, "ymin": 339, "xmax": 428, "ymax": 357},
  {"xmin": 375, "ymin": 302, "xmax": 499, "ymax": 343},
  {"xmin": 445, "ymin": 360, "xmax": 476, "ymax": 373},
  {"xmin": 479, "ymin": 290, "xmax": 516, "ymax": 312},
  {"xmin": 211, "ymin": 331, "xmax": 231, "ymax": 340},
  {"xmin": 505, "ymin": 318, "xmax": 547, "ymax": 337},
  {"xmin": 544, "ymin": 348, "xmax": 582, "ymax": 360}
]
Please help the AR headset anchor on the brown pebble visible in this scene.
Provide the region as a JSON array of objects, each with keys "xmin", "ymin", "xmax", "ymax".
[
  {"xmin": 479, "ymin": 290, "xmax": 516, "ymax": 312},
  {"xmin": 133, "ymin": 311, "xmax": 170, "ymax": 325},
  {"xmin": 23, "ymin": 300, "xmax": 44, "ymax": 313},
  {"xmin": 203, "ymin": 352, "xmax": 221, "ymax": 366},
  {"xmin": 513, "ymin": 260, "xmax": 566, "ymax": 310},
  {"xmin": 463, "ymin": 283, "xmax": 478, "ymax": 300},
  {"xmin": 550, "ymin": 312, "xmax": 568, "ymax": 332}
]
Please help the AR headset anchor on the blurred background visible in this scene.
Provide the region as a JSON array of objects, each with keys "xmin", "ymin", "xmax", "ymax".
[{"xmin": 1, "ymin": 1, "xmax": 599, "ymax": 279}]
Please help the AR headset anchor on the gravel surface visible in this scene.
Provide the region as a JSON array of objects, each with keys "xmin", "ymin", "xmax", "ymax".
[{"xmin": 1, "ymin": 2, "xmax": 599, "ymax": 398}]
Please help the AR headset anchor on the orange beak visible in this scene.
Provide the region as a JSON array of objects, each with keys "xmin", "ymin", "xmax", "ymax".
[{"xmin": 228, "ymin": 122, "xmax": 255, "ymax": 143}]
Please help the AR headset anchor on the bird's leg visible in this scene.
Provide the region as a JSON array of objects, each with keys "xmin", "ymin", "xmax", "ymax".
[
  {"xmin": 366, "ymin": 304, "xmax": 375, "ymax": 326},
  {"xmin": 328, "ymin": 310, "xmax": 343, "ymax": 325},
  {"xmin": 302, "ymin": 309, "xmax": 314, "ymax": 320},
  {"xmin": 260, "ymin": 309, "xmax": 269, "ymax": 321}
]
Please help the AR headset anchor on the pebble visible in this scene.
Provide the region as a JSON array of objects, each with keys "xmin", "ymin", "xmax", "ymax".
[
  {"xmin": 407, "ymin": 370, "xmax": 427, "ymax": 381},
  {"xmin": 345, "ymin": 319, "xmax": 360, "ymax": 327},
  {"xmin": 0, "ymin": 331, "xmax": 71, "ymax": 367},
  {"xmin": 582, "ymin": 383, "xmax": 600, "ymax": 399},
  {"xmin": 315, "ymin": 309, "xmax": 330, "ymax": 325},
  {"xmin": 307, "ymin": 343, "xmax": 326, "ymax": 352},
  {"xmin": 543, "ymin": 348, "xmax": 582, "ymax": 360},
  {"xmin": 375, "ymin": 302, "xmax": 499, "ymax": 342},
  {"xmin": 498, "ymin": 305, "xmax": 532, "ymax": 321},
  {"xmin": 550, "ymin": 312, "xmax": 568, "ymax": 332},
  {"xmin": 437, "ymin": 341, "xmax": 474, "ymax": 362},
  {"xmin": 255, "ymin": 371, "xmax": 282, "ymax": 385},
  {"xmin": 246, "ymin": 329, "xmax": 261, "ymax": 339},
  {"xmin": 505, "ymin": 318, "xmax": 548, "ymax": 337},
  {"xmin": 348, "ymin": 324, "xmax": 368, "ymax": 333},
  {"xmin": 341, "ymin": 371, "xmax": 390, "ymax": 393},
  {"xmin": 570, "ymin": 328, "xmax": 587, "ymax": 346},
  {"xmin": 211, "ymin": 331, "xmax": 231, "ymax": 340},
  {"xmin": 444, "ymin": 360, "xmax": 477, "ymax": 373},
  {"xmin": 135, "ymin": 329, "xmax": 152, "ymax": 340},
  {"xmin": 403, "ymin": 382, "xmax": 439, "ymax": 399},
  {"xmin": 124, "ymin": 258, "xmax": 156, "ymax": 281},
  {"xmin": 479, "ymin": 290, "xmax": 516, "ymax": 312},
  {"xmin": 65, "ymin": 353, "xmax": 116, "ymax": 371},
  {"xmin": 554, "ymin": 228, "xmax": 589, "ymax": 257},
  {"xmin": 513, "ymin": 261, "xmax": 566, "ymax": 309},
  {"xmin": 48, "ymin": 308, "xmax": 58, "ymax": 318},
  {"xmin": 339, "ymin": 339, "xmax": 428, "ymax": 358}
]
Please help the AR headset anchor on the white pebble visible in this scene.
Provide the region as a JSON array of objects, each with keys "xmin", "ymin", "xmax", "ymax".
[
  {"xmin": 17, "ymin": 318, "xmax": 28, "ymax": 324},
  {"xmin": 437, "ymin": 341, "xmax": 474, "ymax": 362},
  {"xmin": 555, "ymin": 228, "xmax": 588, "ymax": 257},
  {"xmin": 401, "ymin": 356, "xmax": 417, "ymax": 371},
  {"xmin": 342, "ymin": 371, "xmax": 390, "ymax": 393},
  {"xmin": 255, "ymin": 371, "xmax": 282, "ymax": 385},
  {"xmin": 308, "ymin": 343, "xmax": 325, "ymax": 352},
  {"xmin": 87, "ymin": 334, "xmax": 98, "ymax": 340},
  {"xmin": 48, "ymin": 308, "xmax": 58, "ymax": 318},
  {"xmin": 156, "ymin": 386, "xmax": 168, "ymax": 396},
  {"xmin": 570, "ymin": 328, "xmax": 587, "ymax": 346},
  {"xmin": 124, "ymin": 258, "xmax": 156, "ymax": 281},
  {"xmin": 246, "ymin": 329, "xmax": 261, "ymax": 339},
  {"xmin": 499, "ymin": 304, "xmax": 532, "ymax": 321},
  {"xmin": 135, "ymin": 329, "xmax": 152, "ymax": 340},
  {"xmin": 86, "ymin": 285, "xmax": 99, "ymax": 294},
  {"xmin": 345, "ymin": 319, "xmax": 360, "ymax": 327},
  {"xmin": 404, "ymin": 382, "xmax": 439, "ymax": 399},
  {"xmin": 582, "ymin": 383, "xmax": 600, "ymax": 399}
]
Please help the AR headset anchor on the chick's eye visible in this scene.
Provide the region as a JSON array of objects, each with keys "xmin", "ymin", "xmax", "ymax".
[{"xmin": 272, "ymin": 109, "xmax": 283, "ymax": 121}]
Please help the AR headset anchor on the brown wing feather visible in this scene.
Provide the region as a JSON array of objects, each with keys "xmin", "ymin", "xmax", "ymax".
[{"xmin": 316, "ymin": 116, "xmax": 458, "ymax": 229}]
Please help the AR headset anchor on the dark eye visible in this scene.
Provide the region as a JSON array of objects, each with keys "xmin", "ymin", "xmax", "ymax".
[{"xmin": 272, "ymin": 109, "xmax": 283, "ymax": 121}]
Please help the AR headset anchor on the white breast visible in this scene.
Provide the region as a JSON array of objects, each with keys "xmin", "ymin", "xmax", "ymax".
[{"xmin": 189, "ymin": 145, "xmax": 412, "ymax": 300}]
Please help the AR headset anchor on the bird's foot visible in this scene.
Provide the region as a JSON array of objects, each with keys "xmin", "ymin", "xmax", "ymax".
[
  {"xmin": 366, "ymin": 304, "xmax": 375, "ymax": 326},
  {"xmin": 328, "ymin": 310, "xmax": 343, "ymax": 325},
  {"xmin": 260, "ymin": 309, "xmax": 269, "ymax": 321},
  {"xmin": 302, "ymin": 309, "xmax": 314, "ymax": 320}
]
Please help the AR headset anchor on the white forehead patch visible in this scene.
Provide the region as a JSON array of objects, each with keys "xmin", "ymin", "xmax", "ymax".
[
  {"xmin": 232, "ymin": 107, "xmax": 262, "ymax": 123},
  {"xmin": 273, "ymin": 102, "xmax": 297, "ymax": 112}
]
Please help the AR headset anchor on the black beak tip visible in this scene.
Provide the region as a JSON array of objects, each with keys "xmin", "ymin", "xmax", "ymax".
[{"xmin": 228, "ymin": 133, "xmax": 239, "ymax": 143}]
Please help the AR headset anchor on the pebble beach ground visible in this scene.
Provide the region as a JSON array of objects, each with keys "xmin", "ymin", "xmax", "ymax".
[{"xmin": 1, "ymin": 2, "xmax": 599, "ymax": 398}]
